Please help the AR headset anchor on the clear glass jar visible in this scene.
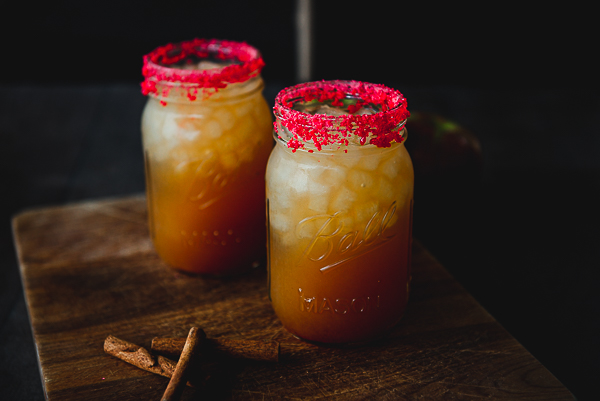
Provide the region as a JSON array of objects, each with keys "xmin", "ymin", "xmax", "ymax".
[
  {"xmin": 141, "ymin": 39, "xmax": 273, "ymax": 275},
  {"xmin": 266, "ymin": 80, "xmax": 414, "ymax": 344}
]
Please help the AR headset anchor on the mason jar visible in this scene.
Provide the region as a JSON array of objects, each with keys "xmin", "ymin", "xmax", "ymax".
[
  {"xmin": 141, "ymin": 39, "xmax": 273, "ymax": 275},
  {"xmin": 266, "ymin": 80, "xmax": 414, "ymax": 343}
]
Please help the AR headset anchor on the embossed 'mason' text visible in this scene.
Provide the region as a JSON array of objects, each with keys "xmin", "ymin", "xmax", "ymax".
[{"xmin": 298, "ymin": 288, "xmax": 380, "ymax": 314}]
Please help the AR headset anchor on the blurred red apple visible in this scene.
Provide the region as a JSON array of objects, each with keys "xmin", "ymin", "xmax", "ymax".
[
  {"xmin": 404, "ymin": 112, "xmax": 483, "ymax": 247},
  {"xmin": 405, "ymin": 111, "xmax": 483, "ymax": 186}
]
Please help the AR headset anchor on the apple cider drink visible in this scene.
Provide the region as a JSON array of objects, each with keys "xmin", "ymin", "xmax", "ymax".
[
  {"xmin": 266, "ymin": 81, "xmax": 413, "ymax": 343},
  {"xmin": 141, "ymin": 39, "xmax": 273, "ymax": 275}
]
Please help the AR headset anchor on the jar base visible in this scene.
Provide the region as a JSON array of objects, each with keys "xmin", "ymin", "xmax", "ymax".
[
  {"xmin": 285, "ymin": 320, "xmax": 403, "ymax": 348},
  {"xmin": 165, "ymin": 259, "xmax": 265, "ymax": 278}
]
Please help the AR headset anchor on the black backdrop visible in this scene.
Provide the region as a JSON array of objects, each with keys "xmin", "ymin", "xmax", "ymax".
[
  {"xmin": 1, "ymin": 1, "xmax": 598, "ymax": 399},
  {"xmin": 2, "ymin": 1, "xmax": 596, "ymax": 90}
]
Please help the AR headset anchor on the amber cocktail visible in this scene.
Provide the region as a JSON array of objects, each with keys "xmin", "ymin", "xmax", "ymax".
[
  {"xmin": 266, "ymin": 80, "xmax": 413, "ymax": 343},
  {"xmin": 141, "ymin": 39, "xmax": 273, "ymax": 275}
]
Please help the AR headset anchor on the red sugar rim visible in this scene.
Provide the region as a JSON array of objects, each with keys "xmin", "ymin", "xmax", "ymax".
[
  {"xmin": 273, "ymin": 80, "xmax": 410, "ymax": 151},
  {"xmin": 141, "ymin": 38, "xmax": 265, "ymax": 100}
]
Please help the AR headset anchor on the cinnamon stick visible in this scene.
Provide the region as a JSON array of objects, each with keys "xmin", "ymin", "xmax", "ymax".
[
  {"xmin": 151, "ymin": 337, "xmax": 280, "ymax": 362},
  {"xmin": 103, "ymin": 335, "xmax": 192, "ymax": 386},
  {"xmin": 161, "ymin": 327, "xmax": 205, "ymax": 401}
]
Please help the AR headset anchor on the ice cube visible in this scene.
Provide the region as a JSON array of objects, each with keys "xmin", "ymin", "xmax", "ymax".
[
  {"xmin": 169, "ymin": 146, "xmax": 194, "ymax": 168},
  {"xmin": 234, "ymin": 101, "xmax": 253, "ymax": 118},
  {"xmin": 213, "ymin": 108, "xmax": 235, "ymax": 130},
  {"xmin": 308, "ymin": 193, "xmax": 329, "ymax": 214},
  {"xmin": 289, "ymin": 169, "xmax": 309, "ymax": 193},
  {"xmin": 269, "ymin": 190, "xmax": 293, "ymax": 209},
  {"xmin": 306, "ymin": 174, "xmax": 329, "ymax": 195},
  {"xmin": 318, "ymin": 165, "xmax": 346, "ymax": 186},
  {"xmin": 353, "ymin": 107, "xmax": 377, "ymax": 115},
  {"xmin": 269, "ymin": 208, "xmax": 292, "ymax": 232},
  {"xmin": 330, "ymin": 186, "xmax": 357, "ymax": 212},
  {"xmin": 355, "ymin": 200, "xmax": 380, "ymax": 225},
  {"xmin": 143, "ymin": 118, "xmax": 171, "ymax": 161},
  {"xmin": 347, "ymin": 169, "xmax": 374, "ymax": 191},
  {"xmin": 161, "ymin": 116, "xmax": 180, "ymax": 141},
  {"xmin": 357, "ymin": 154, "xmax": 380, "ymax": 171},
  {"xmin": 334, "ymin": 153, "xmax": 360, "ymax": 169},
  {"xmin": 180, "ymin": 126, "xmax": 200, "ymax": 142},
  {"xmin": 275, "ymin": 230, "xmax": 296, "ymax": 247},
  {"xmin": 196, "ymin": 60, "xmax": 225, "ymax": 70},
  {"xmin": 267, "ymin": 151, "xmax": 293, "ymax": 189},
  {"xmin": 375, "ymin": 177, "xmax": 396, "ymax": 203},
  {"xmin": 267, "ymin": 157, "xmax": 295, "ymax": 209},
  {"xmin": 380, "ymin": 156, "xmax": 399, "ymax": 179},
  {"xmin": 266, "ymin": 151, "xmax": 283, "ymax": 179},
  {"xmin": 204, "ymin": 120, "xmax": 223, "ymax": 139},
  {"xmin": 313, "ymin": 105, "xmax": 349, "ymax": 116},
  {"xmin": 176, "ymin": 116, "xmax": 211, "ymax": 142}
]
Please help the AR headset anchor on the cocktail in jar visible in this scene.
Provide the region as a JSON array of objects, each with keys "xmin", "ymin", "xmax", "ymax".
[
  {"xmin": 141, "ymin": 39, "xmax": 273, "ymax": 275},
  {"xmin": 266, "ymin": 80, "xmax": 413, "ymax": 344}
]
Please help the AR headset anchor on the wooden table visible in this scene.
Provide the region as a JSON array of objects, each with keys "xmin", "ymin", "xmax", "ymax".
[{"xmin": 12, "ymin": 195, "xmax": 573, "ymax": 400}]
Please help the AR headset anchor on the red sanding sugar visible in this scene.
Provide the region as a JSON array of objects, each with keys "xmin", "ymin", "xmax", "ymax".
[
  {"xmin": 141, "ymin": 38, "xmax": 265, "ymax": 100},
  {"xmin": 273, "ymin": 80, "xmax": 409, "ymax": 151}
]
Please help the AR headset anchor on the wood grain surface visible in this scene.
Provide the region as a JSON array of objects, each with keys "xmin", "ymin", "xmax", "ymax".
[{"xmin": 12, "ymin": 195, "xmax": 574, "ymax": 400}]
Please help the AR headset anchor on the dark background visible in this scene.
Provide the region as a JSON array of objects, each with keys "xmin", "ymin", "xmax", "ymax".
[{"xmin": 1, "ymin": 1, "xmax": 598, "ymax": 399}]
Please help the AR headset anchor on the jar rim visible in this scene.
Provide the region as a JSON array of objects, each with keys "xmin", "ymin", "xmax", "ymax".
[
  {"xmin": 141, "ymin": 38, "xmax": 265, "ymax": 97},
  {"xmin": 272, "ymin": 126, "xmax": 407, "ymax": 156},
  {"xmin": 273, "ymin": 80, "xmax": 410, "ymax": 152}
]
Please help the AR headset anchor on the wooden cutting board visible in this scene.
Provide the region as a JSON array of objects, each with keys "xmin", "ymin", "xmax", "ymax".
[{"xmin": 12, "ymin": 195, "xmax": 573, "ymax": 400}]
